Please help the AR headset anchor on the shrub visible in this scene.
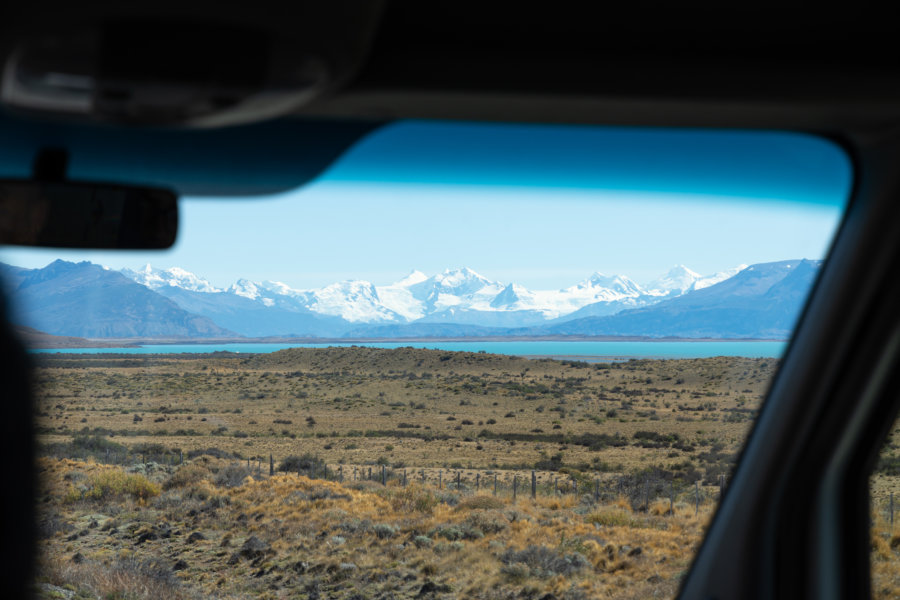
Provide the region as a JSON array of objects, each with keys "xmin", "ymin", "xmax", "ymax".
[
  {"xmin": 131, "ymin": 442, "xmax": 172, "ymax": 456},
  {"xmin": 373, "ymin": 523, "xmax": 398, "ymax": 539},
  {"xmin": 586, "ymin": 508, "xmax": 636, "ymax": 527},
  {"xmin": 464, "ymin": 510, "xmax": 509, "ymax": 534},
  {"xmin": 39, "ymin": 434, "xmax": 127, "ymax": 461},
  {"xmin": 431, "ymin": 524, "xmax": 483, "ymax": 541},
  {"xmin": 278, "ymin": 453, "xmax": 329, "ymax": 477},
  {"xmin": 202, "ymin": 494, "xmax": 230, "ymax": 510},
  {"xmin": 336, "ymin": 518, "xmax": 373, "ymax": 535},
  {"xmin": 500, "ymin": 562, "xmax": 530, "ymax": 582},
  {"xmin": 389, "ymin": 485, "xmax": 439, "ymax": 514},
  {"xmin": 74, "ymin": 470, "xmax": 160, "ymax": 503},
  {"xmin": 72, "ymin": 434, "xmax": 127, "ymax": 454},
  {"xmin": 53, "ymin": 556, "xmax": 186, "ymax": 599},
  {"xmin": 214, "ymin": 464, "xmax": 254, "ymax": 488},
  {"xmin": 186, "ymin": 447, "xmax": 237, "ymax": 460},
  {"xmin": 500, "ymin": 545, "xmax": 590, "ymax": 577},
  {"xmin": 163, "ymin": 464, "xmax": 210, "ymax": 490}
]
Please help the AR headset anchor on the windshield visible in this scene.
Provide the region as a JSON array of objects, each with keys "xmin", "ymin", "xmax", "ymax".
[{"xmin": 4, "ymin": 121, "xmax": 854, "ymax": 599}]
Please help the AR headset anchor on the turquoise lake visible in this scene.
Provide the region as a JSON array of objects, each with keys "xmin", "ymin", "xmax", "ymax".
[{"xmin": 31, "ymin": 340, "xmax": 787, "ymax": 360}]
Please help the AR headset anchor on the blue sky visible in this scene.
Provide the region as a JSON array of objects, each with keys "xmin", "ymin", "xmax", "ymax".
[{"xmin": 0, "ymin": 121, "xmax": 852, "ymax": 290}]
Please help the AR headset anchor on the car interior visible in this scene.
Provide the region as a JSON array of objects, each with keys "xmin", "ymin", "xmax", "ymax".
[{"xmin": 3, "ymin": 2, "xmax": 900, "ymax": 598}]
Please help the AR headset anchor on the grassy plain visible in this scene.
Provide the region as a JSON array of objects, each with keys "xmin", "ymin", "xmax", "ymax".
[
  {"xmin": 33, "ymin": 348, "xmax": 772, "ymax": 476},
  {"xmin": 28, "ymin": 347, "xmax": 900, "ymax": 598}
]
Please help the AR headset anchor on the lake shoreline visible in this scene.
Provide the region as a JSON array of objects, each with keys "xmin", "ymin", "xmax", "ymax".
[
  {"xmin": 29, "ymin": 339, "xmax": 787, "ymax": 359},
  {"xmin": 37, "ymin": 334, "xmax": 787, "ymax": 349}
]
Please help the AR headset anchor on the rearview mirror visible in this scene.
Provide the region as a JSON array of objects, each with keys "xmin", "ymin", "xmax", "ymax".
[{"xmin": 0, "ymin": 180, "xmax": 177, "ymax": 249}]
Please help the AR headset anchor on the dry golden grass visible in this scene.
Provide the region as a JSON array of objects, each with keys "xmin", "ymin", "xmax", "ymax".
[
  {"xmin": 35, "ymin": 456, "xmax": 716, "ymax": 599},
  {"xmin": 29, "ymin": 347, "xmax": 900, "ymax": 597},
  {"xmin": 33, "ymin": 348, "xmax": 772, "ymax": 476}
]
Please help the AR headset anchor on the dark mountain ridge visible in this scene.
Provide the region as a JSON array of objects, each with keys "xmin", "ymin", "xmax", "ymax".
[{"xmin": 4, "ymin": 260, "xmax": 233, "ymax": 338}]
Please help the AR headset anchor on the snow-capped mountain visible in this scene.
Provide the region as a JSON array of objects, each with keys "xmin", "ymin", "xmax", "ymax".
[
  {"xmin": 375, "ymin": 270, "xmax": 430, "ymax": 321},
  {"xmin": 116, "ymin": 263, "xmax": 748, "ymax": 336},
  {"xmin": 402, "ymin": 268, "xmax": 504, "ymax": 311},
  {"xmin": 7, "ymin": 261, "xmax": 232, "ymax": 338},
  {"xmin": 545, "ymin": 260, "xmax": 818, "ymax": 339},
  {"xmin": 4, "ymin": 259, "xmax": 812, "ymax": 339},
  {"xmin": 694, "ymin": 264, "xmax": 748, "ymax": 290},
  {"xmin": 643, "ymin": 264, "xmax": 749, "ymax": 297},
  {"xmin": 644, "ymin": 265, "xmax": 702, "ymax": 296},
  {"xmin": 309, "ymin": 280, "xmax": 404, "ymax": 323},
  {"xmin": 122, "ymin": 264, "xmax": 222, "ymax": 293}
]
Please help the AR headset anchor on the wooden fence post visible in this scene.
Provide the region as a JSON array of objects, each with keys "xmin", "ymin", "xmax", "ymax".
[
  {"xmin": 493, "ymin": 474, "xmax": 497, "ymax": 496},
  {"xmin": 476, "ymin": 473, "xmax": 480, "ymax": 491},
  {"xmin": 594, "ymin": 479, "xmax": 600, "ymax": 502},
  {"xmin": 669, "ymin": 483, "xmax": 674, "ymax": 516},
  {"xmin": 382, "ymin": 465, "xmax": 386, "ymax": 486},
  {"xmin": 439, "ymin": 470, "xmax": 442, "ymax": 490},
  {"xmin": 269, "ymin": 454, "xmax": 274, "ymax": 476},
  {"xmin": 456, "ymin": 471, "xmax": 461, "ymax": 490},
  {"xmin": 695, "ymin": 481, "xmax": 700, "ymax": 516},
  {"xmin": 531, "ymin": 471, "xmax": 536, "ymax": 499}
]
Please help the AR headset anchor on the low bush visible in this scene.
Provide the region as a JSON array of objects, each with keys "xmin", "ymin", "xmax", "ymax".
[
  {"xmin": 39, "ymin": 434, "xmax": 127, "ymax": 461},
  {"xmin": 389, "ymin": 485, "xmax": 439, "ymax": 514},
  {"xmin": 500, "ymin": 545, "xmax": 590, "ymax": 577},
  {"xmin": 214, "ymin": 464, "xmax": 254, "ymax": 488},
  {"xmin": 455, "ymin": 495, "xmax": 505, "ymax": 511},
  {"xmin": 431, "ymin": 523, "xmax": 484, "ymax": 541},
  {"xmin": 278, "ymin": 453, "xmax": 331, "ymax": 478},
  {"xmin": 464, "ymin": 510, "xmax": 509, "ymax": 534},
  {"xmin": 186, "ymin": 447, "xmax": 238, "ymax": 460},
  {"xmin": 70, "ymin": 470, "xmax": 160, "ymax": 503},
  {"xmin": 586, "ymin": 508, "xmax": 636, "ymax": 528},
  {"xmin": 373, "ymin": 523, "xmax": 398, "ymax": 539},
  {"xmin": 163, "ymin": 464, "xmax": 210, "ymax": 490},
  {"xmin": 44, "ymin": 555, "xmax": 187, "ymax": 600}
]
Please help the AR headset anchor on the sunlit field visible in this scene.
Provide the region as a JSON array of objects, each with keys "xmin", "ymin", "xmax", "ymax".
[{"xmin": 28, "ymin": 347, "xmax": 900, "ymax": 598}]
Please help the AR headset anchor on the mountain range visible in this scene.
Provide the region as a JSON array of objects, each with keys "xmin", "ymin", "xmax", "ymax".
[{"xmin": 0, "ymin": 259, "xmax": 818, "ymax": 339}]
